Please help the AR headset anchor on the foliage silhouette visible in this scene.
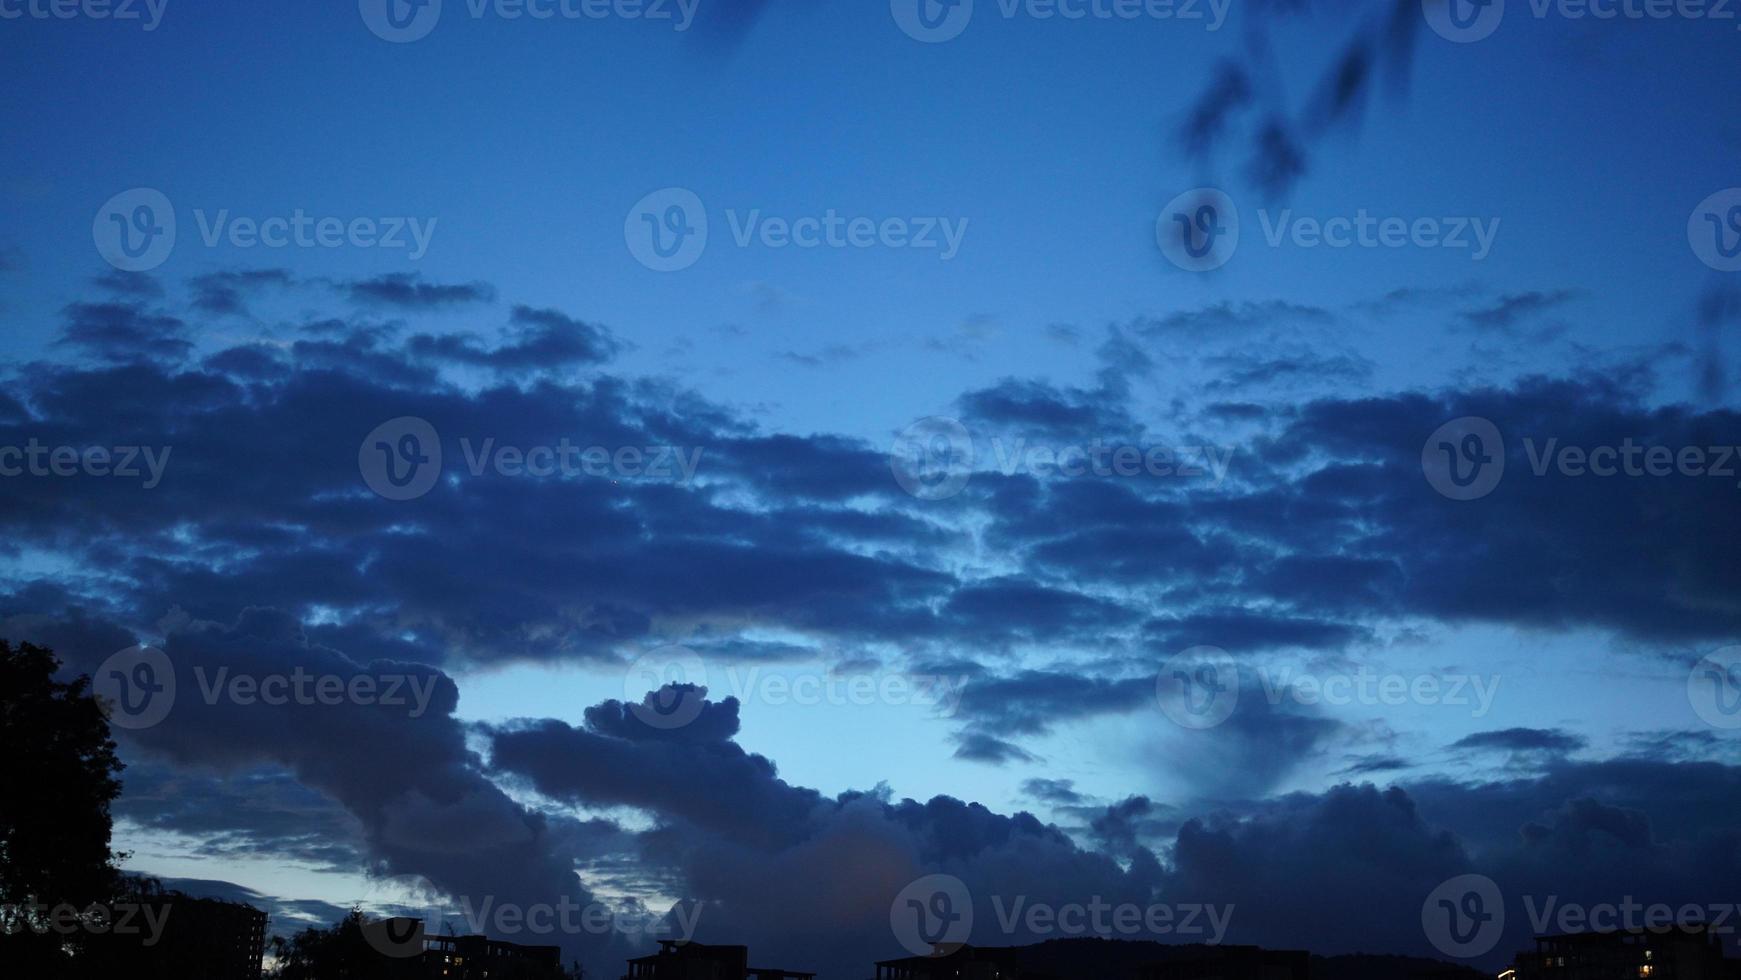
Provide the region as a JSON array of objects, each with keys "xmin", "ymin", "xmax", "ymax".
[{"xmin": 0, "ymin": 639, "xmax": 126, "ymax": 973}]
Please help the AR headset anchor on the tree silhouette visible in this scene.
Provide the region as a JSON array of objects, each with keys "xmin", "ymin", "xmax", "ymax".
[
  {"xmin": 266, "ymin": 909, "xmax": 579, "ymax": 980},
  {"xmin": 268, "ymin": 909, "xmax": 412, "ymax": 980},
  {"xmin": 0, "ymin": 640, "xmax": 127, "ymax": 970}
]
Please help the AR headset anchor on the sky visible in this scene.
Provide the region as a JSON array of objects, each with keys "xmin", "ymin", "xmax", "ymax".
[{"xmin": 3, "ymin": 0, "xmax": 1741, "ymax": 977}]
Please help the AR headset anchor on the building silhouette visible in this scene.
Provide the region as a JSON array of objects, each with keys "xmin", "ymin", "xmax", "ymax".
[
  {"xmin": 876, "ymin": 942, "xmax": 1314, "ymax": 980},
  {"xmin": 82, "ymin": 892, "xmax": 268, "ymax": 980},
  {"xmin": 421, "ymin": 930, "xmax": 563, "ymax": 979},
  {"xmin": 876, "ymin": 943, "xmax": 1060, "ymax": 980},
  {"xmin": 872, "ymin": 938, "xmax": 1484, "ymax": 980},
  {"xmin": 624, "ymin": 939, "xmax": 815, "ymax": 980},
  {"xmin": 1510, "ymin": 926, "xmax": 1741, "ymax": 980}
]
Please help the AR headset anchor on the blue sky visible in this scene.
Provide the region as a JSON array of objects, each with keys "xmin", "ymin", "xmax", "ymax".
[{"xmin": 4, "ymin": 1, "xmax": 1741, "ymax": 977}]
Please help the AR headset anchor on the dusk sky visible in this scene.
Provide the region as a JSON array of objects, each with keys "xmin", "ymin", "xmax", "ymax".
[{"xmin": 4, "ymin": 0, "xmax": 1741, "ymax": 976}]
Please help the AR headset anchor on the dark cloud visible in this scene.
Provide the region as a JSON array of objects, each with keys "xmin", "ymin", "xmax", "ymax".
[
  {"xmin": 950, "ymin": 670, "xmax": 1152, "ymax": 737},
  {"xmin": 406, "ymin": 305, "xmax": 621, "ymax": 370},
  {"xmin": 1133, "ymin": 300, "xmax": 1333, "ymax": 337},
  {"xmin": 1142, "ymin": 609, "xmax": 1370, "ymax": 654},
  {"xmin": 343, "ymin": 273, "xmax": 495, "ymax": 308},
  {"xmin": 1202, "ymin": 348, "xmax": 1373, "ymax": 392},
  {"xmin": 1334, "ymin": 754, "xmax": 1414, "ymax": 776},
  {"xmin": 190, "ymin": 269, "xmax": 295, "ymax": 316},
  {"xmin": 1460, "ymin": 290, "xmax": 1579, "ymax": 333},
  {"xmin": 56, "ymin": 301, "xmax": 192, "ymax": 363},
  {"xmin": 92, "ymin": 270, "xmax": 165, "ymax": 299},
  {"xmin": 1451, "ymin": 727, "xmax": 1588, "ymax": 755},
  {"xmin": 10, "ymin": 277, "xmax": 1741, "ymax": 978},
  {"xmin": 952, "ymin": 732, "xmax": 1041, "ymax": 765},
  {"xmin": 1022, "ymin": 778, "xmax": 1084, "ymax": 805},
  {"xmin": 958, "ymin": 379, "xmax": 1107, "ymax": 437}
]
